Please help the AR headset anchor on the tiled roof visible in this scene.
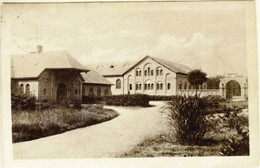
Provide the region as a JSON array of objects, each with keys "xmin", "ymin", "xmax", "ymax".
[
  {"xmin": 81, "ymin": 69, "xmax": 112, "ymax": 85},
  {"xmin": 11, "ymin": 51, "xmax": 89, "ymax": 78},
  {"xmin": 95, "ymin": 56, "xmax": 193, "ymax": 76}
]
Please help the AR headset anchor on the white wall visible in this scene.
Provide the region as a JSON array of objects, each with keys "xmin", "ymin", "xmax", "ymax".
[
  {"xmin": 18, "ymin": 80, "xmax": 39, "ymax": 98},
  {"xmin": 104, "ymin": 76, "xmax": 124, "ymax": 95},
  {"xmin": 123, "ymin": 57, "xmax": 177, "ymax": 96}
]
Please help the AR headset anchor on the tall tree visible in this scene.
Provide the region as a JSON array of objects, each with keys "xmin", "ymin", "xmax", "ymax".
[{"xmin": 188, "ymin": 69, "xmax": 208, "ymax": 96}]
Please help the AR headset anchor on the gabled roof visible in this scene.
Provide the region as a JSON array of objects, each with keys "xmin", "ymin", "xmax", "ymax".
[
  {"xmin": 11, "ymin": 51, "xmax": 89, "ymax": 78},
  {"xmin": 81, "ymin": 69, "xmax": 112, "ymax": 85},
  {"xmin": 96, "ymin": 55, "xmax": 193, "ymax": 76}
]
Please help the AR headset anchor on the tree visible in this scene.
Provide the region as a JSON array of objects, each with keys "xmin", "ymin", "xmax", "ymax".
[
  {"xmin": 206, "ymin": 75, "xmax": 223, "ymax": 89},
  {"xmin": 188, "ymin": 69, "xmax": 207, "ymax": 96}
]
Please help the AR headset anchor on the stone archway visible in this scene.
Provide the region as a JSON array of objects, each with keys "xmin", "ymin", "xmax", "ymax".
[
  {"xmin": 57, "ymin": 83, "xmax": 67, "ymax": 102},
  {"xmin": 226, "ymin": 80, "xmax": 241, "ymax": 99},
  {"xmin": 219, "ymin": 74, "xmax": 247, "ymax": 101}
]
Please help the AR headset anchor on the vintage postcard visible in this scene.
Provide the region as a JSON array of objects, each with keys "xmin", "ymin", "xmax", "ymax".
[{"xmin": 1, "ymin": 1, "xmax": 259, "ymax": 168}]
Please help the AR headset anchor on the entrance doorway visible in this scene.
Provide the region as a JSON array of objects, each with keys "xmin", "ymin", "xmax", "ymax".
[
  {"xmin": 57, "ymin": 83, "xmax": 67, "ymax": 102},
  {"xmin": 226, "ymin": 80, "xmax": 241, "ymax": 99}
]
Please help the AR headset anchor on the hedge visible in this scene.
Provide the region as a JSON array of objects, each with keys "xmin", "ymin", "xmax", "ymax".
[{"xmin": 103, "ymin": 94, "xmax": 150, "ymax": 107}]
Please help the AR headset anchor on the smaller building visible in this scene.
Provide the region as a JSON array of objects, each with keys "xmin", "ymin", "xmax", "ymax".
[{"xmin": 81, "ymin": 69, "xmax": 112, "ymax": 97}]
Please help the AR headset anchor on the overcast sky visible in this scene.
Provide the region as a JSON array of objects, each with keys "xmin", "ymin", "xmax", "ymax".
[{"xmin": 2, "ymin": 2, "xmax": 248, "ymax": 76}]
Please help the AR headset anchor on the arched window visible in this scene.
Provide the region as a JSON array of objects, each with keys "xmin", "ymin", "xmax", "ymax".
[
  {"xmin": 157, "ymin": 83, "xmax": 160, "ymax": 90},
  {"xmin": 136, "ymin": 70, "xmax": 139, "ymax": 76},
  {"xmin": 138, "ymin": 71, "xmax": 141, "ymax": 76},
  {"xmin": 160, "ymin": 69, "xmax": 163, "ymax": 76},
  {"xmin": 145, "ymin": 84, "xmax": 147, "ymax": 90},
  {"xmin": 139, "ymin": 84, "xmax": 142, "ymax": 90},
  {"xmin": 129, "ymin": 84, "xmax": 132, "ymax": 90},
  {"xmin": 151, "ymin": 83, "xmax": 154, "ymax": 90},
  {"xmin": 97, "ymin": 87, "xmax": 101, "ymax": 96},
  {"xmin": 116, "ymin": 79, "xmax": 121, "ymax": 89},
  {"xmin": 148, "ymin": 67, "xmax": 150, "ymax": 76},
  {"xmin": 89, "ymin": 87, "xmax": 94, "ymax": 95},
  {"xmin": 156, "ymin": 69, "xmax": 159, "ymax": 76},
  {"xmin": 160, "ymin": 83, "xmax": 163, "ymax": 90},
  {"xmin": 136, "ymin": 83, "xmax": 139, "ymax": 90},
  {"xmin": 144, "ymin": 70, "xmax": 147, "ymax": 76},
  {"xmin": 151, "ymin": 70, "xmax": 154, "ymax": 76},
  {"xmin": 19, "ymin": 84, "xmax": 24, "ymax": 93},
  {"xmin": 167, "ymin": 83, "xmax": 171, "ymax": 90},
  {"xmin": 25, "ymin": 84, "xmax": 30, "ymax": 94},
  {"xmin": 148, "ymin": 83, "xmax": 151, "ymax": 90}
]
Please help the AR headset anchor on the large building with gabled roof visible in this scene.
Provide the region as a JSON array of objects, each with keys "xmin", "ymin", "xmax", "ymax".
[
  {"xmin": 95, "ymin": 55, "xmax": 207, "ymax": 95},
  {"xmin": 11, "ymin": 46, "xmax": 112, "ymax": 102}
]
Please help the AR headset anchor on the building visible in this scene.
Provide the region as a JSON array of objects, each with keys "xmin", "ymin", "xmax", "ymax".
[
  {"xmin": 81, "ymin": 69, "xmax": 112, "ymax": 97},
  {"xmin": 11, "ymin": 46, "xmax": 112, "ymax": 102},
  {"xmin": 96, "ymin": 55, "xmax": 207, "ymax": 96}
]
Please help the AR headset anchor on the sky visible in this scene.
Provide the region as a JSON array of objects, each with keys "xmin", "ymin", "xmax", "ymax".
[{"xmin": 2, "ymin": 2, "xmax": 248, "ymax": 76}]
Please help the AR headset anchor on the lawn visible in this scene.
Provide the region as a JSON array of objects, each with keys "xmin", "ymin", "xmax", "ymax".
[{"xmin": 12, "ymin": 104, "xmax": 119, "ymax": 143}]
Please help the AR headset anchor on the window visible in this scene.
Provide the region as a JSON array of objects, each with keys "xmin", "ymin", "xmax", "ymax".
[
  {"xmin": 104, "ymin": 88, "xmax": 109, "ymax": 95},
  {"xmin": 160, "ymin": 83, "xmax": 163, "ymax": 90},
  {"xmin": 157, "ymin": 83, "xmax": 160, "ymax": 90},
  {"xmin": 116, "ymin": 79, "xmax": 121, "ymax": 89},
  {"xmin": 19, "ymin": 84, "xmax": 24, "ymax": 93},
  {"xmin": 184, "ymin": 82, "xmax": 187, "ymax": 90},
  {"xmin": 151, "ymin": 70, "xmax": 154, "ymax": 76},
  {"xmin": 89, "ymin": 87, "xmax": 94, "ymax": 95},
  {"xmin": 25, "ymin": 84, "xmax": 30, "ymax": 94},
  {"xmin": 148, "ymin": 83, "xmax": 151, "ymax": 90},
  {"xmin": 75, "ymin": 89, "xmax": 78, "ymax": 95},
  {"xmin": 129, "ymin": 84, "xmax": 132, "ymax": 90},
  {"xmin": 144, "ymin": 70, "xmax": 147, "ymax": 76},
  {"xmin": 156, "ymin": 69, "xmax": 159, "ymax": 76},
  {"xmin": 136, "ymin": 84, "xmax": 139, "ymax": 90},
  {"xmin": 136, "ymin": 71, "xmax": 139, "ymax": 76},
  {"xmin": 139, "ymin": 84, "xmax": 142, "ymax": 90},
  {"xmin": 138, "ymin": 71, "xmax": 141, "ymax": 76},
  {"xmin": 179, "ymin": 82, "xmax": 182, "ymax": 90},
  {"xmin": 160, "ymin": 69, "xmax": 163, "ymax": 76},
  {"xmin": 43, "ymin": 88, "xmax": 47, "ymax": 95},
  {"xmin": 167, "ymin": 83, "xmax": 171, "ymax": 90},
  {"xmin": 145, "ymin": 84, "xmax": 147, "ymax": 90},
  {"xmin": 148, "ymin": 67, "xmax": 150, "ymax": 76},
  {"xmin": 97, "ymin": 87, "xmax": 101, "ymax": 97},
  {"xmin": 151, "ymin": 83, "xmax": 154, "ymax": 90}
]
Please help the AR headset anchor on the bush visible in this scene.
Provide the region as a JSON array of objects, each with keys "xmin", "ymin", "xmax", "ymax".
[
  {"xmin": 220, "ymin": 109, "xmax": 249, "ymax": 156},
  {"xmin": 82, "ymin": 96, "xmax": 103, "ymax": 104},
  {"xmin": 104, "ymin": 94, "xmax": 150, "ymax": 107},
  {"xmin": 11, "ymin": 92, "xmax": 36, "ymax": 111},
  {"xmin": 162, "ymin": 95, "xmax": 213, "ymax": 145},
  {"xmin": 148, "ymin": 95, "xmax": 175, "ymax": 101}
]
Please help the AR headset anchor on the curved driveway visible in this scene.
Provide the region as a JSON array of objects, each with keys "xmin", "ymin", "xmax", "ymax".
[{"xmin": 13, "ymin": 101, "xmax": 170, "ymax": 159}]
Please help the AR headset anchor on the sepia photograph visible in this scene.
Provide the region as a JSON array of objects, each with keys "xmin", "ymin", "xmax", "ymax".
[{"xmin": 1, "ymin": 0, "xmax": 259, "ymax": 168}]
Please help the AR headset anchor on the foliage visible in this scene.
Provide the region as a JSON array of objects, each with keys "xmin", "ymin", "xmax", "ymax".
[
  {"xmin": 82, "ymin": 95, "xmax": 103, "ymax": 104},
  {"xmin": 11, "ymin": 91, "xmax": 36, "ymax": 111},
  {"xmin": 12, "ymin": 104, "xmax": 119, "ymax": 142},
  {"xmin": 188, "ymin": 69, "xmax": 207, "ymax": 96},
  {"xmin": 104, "ymin": 94, "xmax": 150, "ymax": 107},
  {"xmin": 148, "ymin": 95, "xmax": 175, "ymax": 101},
  {"xmin": 220, "ymin": 109, "xmax": 249, "ymax": 156},
  {"xmin": 206, "ymin": 75, "xmax": 223, "ymax": 89},
  {"xmin": 162, "ymin": 95, "xmax": 212, "ymax": 145}
]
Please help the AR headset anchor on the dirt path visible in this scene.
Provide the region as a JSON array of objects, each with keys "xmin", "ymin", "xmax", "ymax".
[{"xmin": 13, "ymin": 101, "xmax": 170, "ymax": 159}]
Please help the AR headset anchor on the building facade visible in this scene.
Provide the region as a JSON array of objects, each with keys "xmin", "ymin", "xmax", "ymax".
[
  {"xmin": 11, "ymin": 46, "xmax": 112, "ymax": 102},
  {"xmin": 96, "ymin": 56, "xmax": 207, "ymax": 96}
]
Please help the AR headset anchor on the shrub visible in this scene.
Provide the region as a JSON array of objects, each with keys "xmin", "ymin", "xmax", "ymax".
[
  {"xmin": 220, "ymin": 109, "xmax": 249, "ymax": 156},
  {"xmin": 162, "ymin": 95, "xmax": 213, "ymax": 145},
  {"xmin": 104, "ymin": 94, "xmax": 150, "ymax": 107},
  {"xmin": 148, "ymin": 95, "xmax": 175, "ymax": 101},
  {"xmin": 82, "ymin": 96, "xmax": 103, "ymax": 104},
  {"xmin": 11, "ymin": 92, "xmax": 36, "ymax": 111}
]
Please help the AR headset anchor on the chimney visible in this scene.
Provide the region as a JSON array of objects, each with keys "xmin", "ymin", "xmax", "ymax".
[{"xmin": 35, "ymin": 45, "xmax": 43, "ymax": 53}]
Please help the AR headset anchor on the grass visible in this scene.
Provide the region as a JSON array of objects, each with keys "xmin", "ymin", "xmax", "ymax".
[
  {"xmin": 120, "ymin": 134, "xmax": 222, "ymax": 157},
  {"xmin": 12, "ymin": 104, "xmax": 119, "ymax": 143}
]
